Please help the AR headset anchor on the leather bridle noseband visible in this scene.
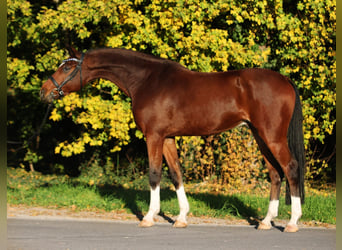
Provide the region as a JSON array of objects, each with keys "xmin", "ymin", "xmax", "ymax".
[{"xmin": 49, "ymin": 53, "xmax": 85, "ymax": 97}]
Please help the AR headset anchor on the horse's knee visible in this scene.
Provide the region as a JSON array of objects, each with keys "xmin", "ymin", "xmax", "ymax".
[
  {"xmin": 149, "ymin": 167, "xmax": 162, "ymax": 189},
  {"xmin": 169, "ymin": 166, "xmax": 182, "ymax": 189},
  {"xmin": 162, "ymin": 138, "xmax": 183, "ymax": 189}
]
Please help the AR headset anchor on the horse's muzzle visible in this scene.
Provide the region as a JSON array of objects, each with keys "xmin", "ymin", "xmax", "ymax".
[{"xmin": 40, "ymin": 88, "xmax": 54, "ymax": 103}]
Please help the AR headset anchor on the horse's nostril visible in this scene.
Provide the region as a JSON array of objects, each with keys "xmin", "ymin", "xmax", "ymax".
[{"xmin": 39, "ymin": 89, "xmax": 45, "ymax": 100}]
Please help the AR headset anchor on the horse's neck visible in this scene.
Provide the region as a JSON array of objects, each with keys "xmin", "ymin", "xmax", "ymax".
[{"xmin": 86, "ymin": 50, "xmax": 151, "ymax": 98}]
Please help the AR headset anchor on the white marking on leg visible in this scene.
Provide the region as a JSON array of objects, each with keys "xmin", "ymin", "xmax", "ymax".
[
  {"xmin": 288, "ymin": 196, "xmax": 302, "ymax": 226},
  {"xmin": 143, "ymin": 185, "xmax": 160, "ymax": 223},
  {"xmin": 261, "ymin": 200, "xmax": 279, "ymax": 227},
  {"xmin": 176, "ymin": 185, "xmax": 190, "ymax": 223}
]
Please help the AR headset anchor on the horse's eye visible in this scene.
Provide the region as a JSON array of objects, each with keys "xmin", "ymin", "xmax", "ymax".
[{"xmin": 63, "ymin": 65, "xmax": 71, "ymax": 72}]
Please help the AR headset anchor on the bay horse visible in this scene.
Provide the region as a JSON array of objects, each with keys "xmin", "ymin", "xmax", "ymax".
[{"xmin": 40, "ymin": 47, "xmax": 305, "ymax": 232}]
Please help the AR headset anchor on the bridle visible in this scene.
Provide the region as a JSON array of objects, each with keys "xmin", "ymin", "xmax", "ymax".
[{"xmin": 49, "ymin": 53, "xmax": 85, "ymax": 97}]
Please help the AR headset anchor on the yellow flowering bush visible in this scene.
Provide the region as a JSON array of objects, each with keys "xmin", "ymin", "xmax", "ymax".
[
  {"xmin": 177, "ymin": 126, "xmax": 265, "ymax": 188},
  {"xmin": 7, "ymin": 0, "xmax": 335, "ymax": 185},
  {"xmin": 50, "ymin": 80, "xmax": 137, "ymax": 157}
]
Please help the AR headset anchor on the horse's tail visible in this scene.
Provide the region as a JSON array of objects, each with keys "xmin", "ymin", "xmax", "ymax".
[{"xmin": 286, "ymin": 81, "xmax": 305, "ymax": 205}]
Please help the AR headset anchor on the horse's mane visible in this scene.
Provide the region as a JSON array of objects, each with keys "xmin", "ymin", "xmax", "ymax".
[{"xmin": 87, "ymin": 47, "xmax": 182, "ymax": 67}]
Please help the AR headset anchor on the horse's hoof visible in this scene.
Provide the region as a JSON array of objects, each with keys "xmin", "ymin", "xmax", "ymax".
[
  {"xmin": 173, "ymin": 220, "xmax": 188, "ymax": 228},
  {"xmin": 284, "ymin": 224, "xmax": 299, "ymax": 233},
  {"xmin": 257, "ymin": 222, "xmax": 272, "ymax": 230},
  {"xmin": 139, "ymin": 219, "xmax": 154, "ymax": 228}
]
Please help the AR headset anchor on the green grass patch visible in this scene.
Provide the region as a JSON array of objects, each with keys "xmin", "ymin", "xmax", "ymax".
[{"xmin": 7, "ymin": 167, "xmax": 336, "ymax": 225}]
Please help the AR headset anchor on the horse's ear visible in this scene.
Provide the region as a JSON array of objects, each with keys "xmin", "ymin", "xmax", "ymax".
[{"xmin": 66, "ymin": 46, "xmax": 81, "ymax": 58}]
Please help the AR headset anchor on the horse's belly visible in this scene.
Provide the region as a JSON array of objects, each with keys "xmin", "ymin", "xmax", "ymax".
[{"xmin": 168, "ymin": 109, "xmax": 246, "ymax": 136}]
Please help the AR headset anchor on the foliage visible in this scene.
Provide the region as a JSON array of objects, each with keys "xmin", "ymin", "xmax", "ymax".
[
  {"xmin": 7, "ymin": 0, "xmax": 335, "ymax": 186},
  {"xmin": 177, "ymin": 126, "xmax": 265, "ymax": 188},
  {"xmin": 51, "ymin": 80, "xmax": 137, "ymax": 156}
]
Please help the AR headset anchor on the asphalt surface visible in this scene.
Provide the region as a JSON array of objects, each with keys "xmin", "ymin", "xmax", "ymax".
[{"xmin": 7, "ymin": 217, "xmax": 335, "ymax": 250}]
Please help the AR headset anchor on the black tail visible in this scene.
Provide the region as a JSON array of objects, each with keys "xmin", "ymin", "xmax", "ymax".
[{"xmin": 286, "ymin": 81, "xmax": 305, "ymax": 205}]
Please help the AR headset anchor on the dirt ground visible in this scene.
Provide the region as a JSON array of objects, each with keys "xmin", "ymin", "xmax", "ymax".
[{"xmin": 7, "ymin": 204, "xmax": 335, "ymax": 229}]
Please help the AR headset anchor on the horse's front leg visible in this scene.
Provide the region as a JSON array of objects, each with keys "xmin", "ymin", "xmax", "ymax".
[
  {"xmin": 163, "ymin": 138, "xmax": 190, "ymax": 228},
  {"xmin": 139, "ymin": 135, "xmax": 164, "ymax": 227}
]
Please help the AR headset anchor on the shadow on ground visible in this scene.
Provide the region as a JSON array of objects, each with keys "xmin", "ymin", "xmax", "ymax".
[{"xmin": 96, "ymin": 184, "xmax": 261, "ymax": 227}]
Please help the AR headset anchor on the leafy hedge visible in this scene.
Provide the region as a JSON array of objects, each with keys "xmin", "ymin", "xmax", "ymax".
[{"xmin": 7, "ymin": 0, "xmax": 335, "ymax": 186}]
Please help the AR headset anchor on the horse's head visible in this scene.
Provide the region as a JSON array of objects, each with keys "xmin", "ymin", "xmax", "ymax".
[{"xmin": 40, "ymin": 47, "xmax": 85, "ymax": 103}]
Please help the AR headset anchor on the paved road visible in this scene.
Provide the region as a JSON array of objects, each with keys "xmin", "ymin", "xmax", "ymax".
[{"xmin": 7, "ymin": 218, "xmax": 335, "ymax": 250}]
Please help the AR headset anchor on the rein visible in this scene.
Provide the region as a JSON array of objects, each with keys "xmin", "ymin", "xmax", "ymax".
[
  {"xmin": 7, "ymin": 103, "xmax": 53, "ymax": 150},
  {"xmin": 49, "ymin": 53, "xmax": 85, "ymax": 97}
]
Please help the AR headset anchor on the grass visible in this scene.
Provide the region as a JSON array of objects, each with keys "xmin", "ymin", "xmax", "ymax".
[{"xmin": 7, "ymin": 167, "xmax": 336, "ymax": 225}]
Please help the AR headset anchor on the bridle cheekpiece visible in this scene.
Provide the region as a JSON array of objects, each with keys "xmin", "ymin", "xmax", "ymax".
[{"xmin": 49, "ymin": 53, "xmax": 85, "ymax": 98}]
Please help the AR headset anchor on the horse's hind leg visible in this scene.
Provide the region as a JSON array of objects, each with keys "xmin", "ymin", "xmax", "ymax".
[
  {"xmin": 139, "ymin": 134, "xmax": 164, "ymax": 227},
  {"xmin": 283, "ymin": 157, "xmax": 302, "ymax": 232},
  {"xmin": 258, "ymin": 160, "xmax": 282, "ymax": 230},
  {"xmin": 163, "ymin": 138, "xmax": 190, "ymax": 228},
  {"xmin": 268, "ymin": 141, "xmax": 302, "ymax": 232},
  {"xmin": 251, "ymin": 127, "xmax": 302, "ymax": 232}
]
